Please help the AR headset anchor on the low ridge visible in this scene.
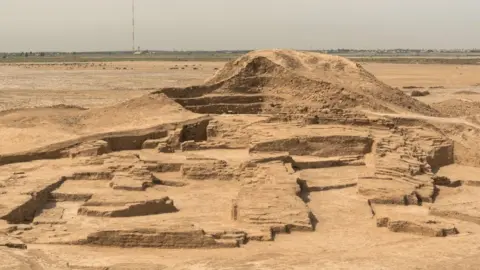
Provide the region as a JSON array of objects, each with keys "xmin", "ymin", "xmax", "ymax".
[{"xmin": 0, "ymin": 94, "xmax": 200, "ymax": 154}]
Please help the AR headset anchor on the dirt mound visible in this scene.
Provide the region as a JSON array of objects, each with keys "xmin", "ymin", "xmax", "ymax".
[
  {"xmin": 78, "ymin": 94, "xmax": 193, "ymax": 131},
  {"xmin": 433, "ymin": 99, "xmax": 480, "ymax": 117},
  {"xmin": 157, "ymin": 49, "xmax": 439, "ymax": 116},
  {"xmin": 206, "ymin": 49, "xmax": 369, "ymax": 84},
  {"xmin": 0, "ymin": 94, "xmax": 199, "ymax": 154},
  {"xmin": 0, "ymin": 94, "xmax": 191, "ymax": 132}
]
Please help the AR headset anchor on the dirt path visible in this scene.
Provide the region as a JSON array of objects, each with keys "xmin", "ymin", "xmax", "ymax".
[{"xmin": 364, "ymin": 110, "xmax": 480, "ymax": 129}]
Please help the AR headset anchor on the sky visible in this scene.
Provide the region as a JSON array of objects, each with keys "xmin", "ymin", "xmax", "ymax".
[{"xmin": 0, "ymin": 0, "xmax": 479, "ymax": 52}]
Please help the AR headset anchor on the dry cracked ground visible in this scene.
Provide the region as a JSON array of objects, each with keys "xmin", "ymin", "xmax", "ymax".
[{"xmin": 2, "ymin": 50, "xmax": 480, "ymax": 269}]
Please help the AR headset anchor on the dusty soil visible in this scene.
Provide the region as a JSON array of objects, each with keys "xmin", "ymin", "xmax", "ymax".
[
  {"xmin": 2, "ymin": 50, "xmax": 480, "ymax": 270},
  {"xmin": 363, "ymin": 63, "xmax": 480, "ymax": 89},
  {"xmin": 0, "ymin": 61, "xmax": 222, "ymax": 111},
  {"xmin": 156, "ymin": 50, "xmax": 439, "ymax": 116}
]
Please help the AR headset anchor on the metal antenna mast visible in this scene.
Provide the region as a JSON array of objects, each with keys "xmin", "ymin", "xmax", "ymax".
[{"xmin": 132, "ymin": 0, "xmax": 135, "ymax": 52}]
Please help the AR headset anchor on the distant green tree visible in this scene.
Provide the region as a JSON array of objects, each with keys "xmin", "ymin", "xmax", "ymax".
[{"xmin": 40, "ymin": 52, "xmax": 45, "ymax": 57}]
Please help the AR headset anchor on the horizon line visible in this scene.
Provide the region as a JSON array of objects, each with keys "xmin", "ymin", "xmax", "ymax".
[{"xmin": 2, "ymin": 48, "xmax": 480, "ymax": 54}]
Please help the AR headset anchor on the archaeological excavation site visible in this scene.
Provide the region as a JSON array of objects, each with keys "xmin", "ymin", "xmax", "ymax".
[{"xmin": 3, "ymin": 50, "xmax": 480, "ymax": 269}]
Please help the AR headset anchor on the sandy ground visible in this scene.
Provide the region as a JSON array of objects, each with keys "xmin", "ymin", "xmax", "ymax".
[
  {"xmin": 3, "ymin": 58, "xmax": 480, "ymax": 269},
  {"xmin": 2, "ymin": 61, "xmax": 480, "ymax": 111},
  {"xmin": 363, "ymin": 63, "xmax": 480, "ymax": 105},
  {"xmin": 363, "ymin": 63, "xmax": 480, "ymax": 88},
  {"xmin": 0, "ymin": 61, "xmax": 220, "ymax": 91},
  {"xmin": 0, "ymin": 61, "xmax": 222, "ymax": 111}
]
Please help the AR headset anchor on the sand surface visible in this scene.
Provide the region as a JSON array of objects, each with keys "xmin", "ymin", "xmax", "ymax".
[{"xmin": 2, "ymin": 51, "xmax": 480, "ymax": 270}]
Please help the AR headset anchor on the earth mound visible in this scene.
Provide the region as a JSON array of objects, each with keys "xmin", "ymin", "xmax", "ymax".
[
  {"xmin": 156, "ymin": 49, "xmax": 439, "ymax": 116},
  {"xmin": 0, "ymin": 93, "xmax": 203, "ymax": 155}
]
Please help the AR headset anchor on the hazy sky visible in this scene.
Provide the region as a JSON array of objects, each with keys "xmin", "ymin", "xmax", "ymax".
[{"xmin": 1, "ymin": 0, "xmax": 479, "ymax": 52}]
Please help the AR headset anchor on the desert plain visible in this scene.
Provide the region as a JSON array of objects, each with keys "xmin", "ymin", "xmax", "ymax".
[{"xmin": 2, "ymin": 50, "xmax": 480, "ymax": 269}]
